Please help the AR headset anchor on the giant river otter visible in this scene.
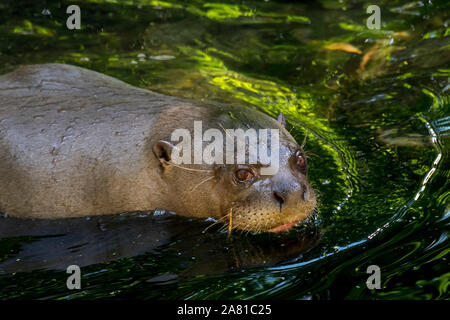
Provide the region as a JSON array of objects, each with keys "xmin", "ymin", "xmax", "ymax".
[{"xmin": 0, "ymin": 64, "xmax": 316, "ymax": 232}]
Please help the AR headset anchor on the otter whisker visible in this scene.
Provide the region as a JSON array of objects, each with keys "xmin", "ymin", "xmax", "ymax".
[
  {"xmin": 161, "ymin": 159, "xmax": 211, "ymax": 173},
  {"xmin": 257, "ymin": 221, "xmax": 263, "ymax": 234},
  {"xmin": 203, "ymin": 214, "xmax": 229, "ymax": 232},
  {"xmin": 288, "ymin": 120, "xmax": 311, "ymax": 149},
  {"xmin": 218, "ymin": 123, "xmax": 235, "ymax": 142},
  {"xmin": 243, "ymin": 223, "xmax": 254, "ymax": 237},
  {"xmin": 203, "ymin": 219, "xmax": 224, "ymax": 232},
  {"xmin": 189, "ymin": 176, "xmax": 215, "ymax": 192},
  {"xmin": 312, "ymin": 188, "xmax": 322, "ymax": 198},
  {"xmin": 288, "ymin": 126, "xmax": 295, "ymax": 135},
  {"xmin": 219, "ymin": 222, "xmax": 232, "ymax": 234},
  {"xmin": 238, "ymin": 217, "xmax": 261, "ymax": 236},
  {"xmin": 303, "ymin": 150, "xmax": 319, "ymax": 158},
  {"xmin": 262, "ymin": 220, "xmax": 269, "ymax": 233},
  {"xmin": 231, "ymin": 220, "xmax": 248, "ymax": 235},
  {"xmin": 301, "ymin": 134, "xmax": 307, "ymax": 148}
]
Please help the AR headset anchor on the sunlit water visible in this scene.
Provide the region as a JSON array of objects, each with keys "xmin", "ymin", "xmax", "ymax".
[{"xmin": 0, "ymin": 0, "xmax": 448, "ymax": 299}]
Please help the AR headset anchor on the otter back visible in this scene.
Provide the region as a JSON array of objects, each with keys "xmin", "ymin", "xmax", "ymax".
[{"xmin": 0, "ymin": 64, "xmax": 173, "ymax": 217}]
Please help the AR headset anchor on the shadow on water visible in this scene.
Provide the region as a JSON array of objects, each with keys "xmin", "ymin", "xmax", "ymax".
[{"xmin": 0, "ymin": 212, "xmax": 320, "ymax": 276}]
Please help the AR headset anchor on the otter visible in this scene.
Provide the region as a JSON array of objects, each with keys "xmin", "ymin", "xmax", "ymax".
[{"xmin": 0, "ymin": 64, "xmax": 316, "ymax": 232}]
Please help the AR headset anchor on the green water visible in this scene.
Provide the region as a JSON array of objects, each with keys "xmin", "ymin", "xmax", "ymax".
[{"xmin": 0, "ymin": 0, "xmax": 449, "ymax": 299}]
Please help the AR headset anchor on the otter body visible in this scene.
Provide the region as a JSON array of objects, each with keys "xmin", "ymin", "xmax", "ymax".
[
  {"xmin": 0, "ymin": 64, "xmax": 316, "ymax": 232},
  {"xmin": 0, "ymin": 64, "xmax": 174, "ymax": 218}
]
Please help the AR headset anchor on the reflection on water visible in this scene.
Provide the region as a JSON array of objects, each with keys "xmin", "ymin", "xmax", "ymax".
[
  {"xmin": 0, "ymin": 0, "xmax": 449, "ymax": 299},
  {"xmin": 0, "ymin": 212, "xmax": 320, "ymax": 273},
  {"xmin": 0, "ymin": 212, "xmax": 321, "ymax": 299}
]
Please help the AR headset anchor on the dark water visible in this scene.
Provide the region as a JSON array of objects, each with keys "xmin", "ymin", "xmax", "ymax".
[{"xmin": 0, "ymin": 0, "xmax": 448, "ymax": 299}]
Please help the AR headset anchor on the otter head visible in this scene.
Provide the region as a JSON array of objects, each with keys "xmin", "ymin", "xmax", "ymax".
[
  {"xmin": 152, "ymin": 108, "xmax": 316, "ymax": 233},
  {"xmin": 216, "ymin": 139, "xmax": 316, "ymax": 233}
]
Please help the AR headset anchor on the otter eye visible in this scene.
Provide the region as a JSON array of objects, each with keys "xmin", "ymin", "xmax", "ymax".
[
  {"xmin": 235, "ymin": 169, "xmax": 254, "ymax": 182},
  {"xmin": 294, "ymin": 150, "xmax": 307, "ymax": 173}
]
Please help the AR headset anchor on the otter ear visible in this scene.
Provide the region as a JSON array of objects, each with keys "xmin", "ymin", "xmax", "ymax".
[
  {"xmin": 152, "ymin": 140, "xmax": 174, "ymax": 164},
  {"xmin": 277, "ymin": 112, "xmax": 286, "ymax": 128}
]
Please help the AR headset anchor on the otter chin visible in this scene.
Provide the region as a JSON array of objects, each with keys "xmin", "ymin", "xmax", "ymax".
[{"xmin": 0, "ymin": 64, "xmax": 316, "ymax": 233}]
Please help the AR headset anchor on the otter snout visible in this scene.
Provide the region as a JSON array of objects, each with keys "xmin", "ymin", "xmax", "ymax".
[
  {"xmin": 273, "ymin": 191, "xmax": 286, "ymax": 208},
  {"xmin": 272, "ymin": 182, "xmax": 310, "ymax": 208}
]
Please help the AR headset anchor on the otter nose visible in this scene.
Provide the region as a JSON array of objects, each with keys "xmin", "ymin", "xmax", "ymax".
[{"xmin": 273, "ymin": 191, "xmax": 286, "ymax": 208}]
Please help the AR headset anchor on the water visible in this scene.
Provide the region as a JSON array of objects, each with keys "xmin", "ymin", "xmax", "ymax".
[{"xmin": 0, "ymin": 0, "xmax": 448, "ymax": 299}]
